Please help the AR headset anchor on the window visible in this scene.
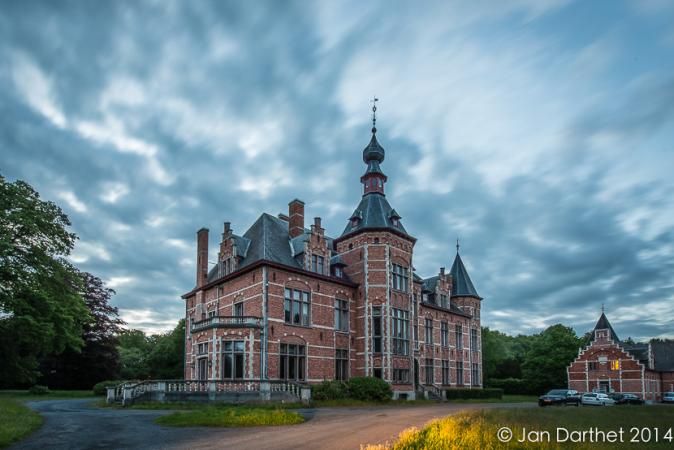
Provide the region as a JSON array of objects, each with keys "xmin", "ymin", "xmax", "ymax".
[
  {"xmin": 441, "ymin": 321, "xmax": 449, "ymax": 347},
  {"xmin": 472, "ymin": 363, "xmax": 480, "ymax": 386},
  {"xmin": 208, "ymin": 310, "xmax": 216, "ymax": 318},
  {"xmin": 222, "ymin": 341, "xmax": 245, "ymax": 379},
  {"xmin": 610, "ymin": 360, "xmax": 620, "ymax": 371},
  {"xmin": 234, "ymin": 302, "xmax": 244, "ymax": 317},
  {"xmin": 284, "ymin": 288, "xmax": 311, "ymax": 326},
  {"xmin": 442, "ymin": 360, "xmax": 450, "ymax": 385},
  {"xmin": 455, "ymin": 324, "xmax": 463, "ymax": 350},
  {"xmin": 425, "ymin": 318, "xmax": 433, "ymax": 345},
  {"xmin": 372, "ymin": 307, "xmax": 382, "ymax": 353},
  {"xmin": 334, "ymin": 266, "xmax": 343, "ymax": 278},
  {"xmin": 470, "ymin": 328, "xmax": 479, "ymax": 351},
  {"xmin": 334, "ymin": 298, "xmax": 349, "ymax": 332},
  {"xmin": 312, "ymin": 255, "xmax": 325, "ymax": 274},
  {"xmin": 588, "ymin": 362, "xmax": 598, "ymax": 370},
  {"xmin": 456, "ymin": 361, "xmax": 464, "ymax": 385},
  {"xmin": 197, "ymin": 358, "xmax": 208, "ymax": 380},
  {"xmin": 391, "ymin": 264, "xmax": 409, "ymax": 291},
  {"xmin": 373, "ymin": 368, "xmax": 382, "ymax": 379},
  {"xmin": 280, "ymin": 343, "xmax": 306, "ymax": 381},
  {"xmin": 392, "ymin": 308, "xmax": 409, "ymax": 355},
  {"xmin": 393, "ymin": 368, "xmax": 410, "ymax": 384},
  {"xmin": 425, "ymin": 358, "xmax": 434, "ymax": 384},
  {"xmin": 197, "ymin": 342, "xmax": 208, "ymax": 355},
  {"xmin": 440, "ymin": 294, "xmax": 448, "ymax": 308},
  {"xmin": 335, "ymin": 349, "xmax": 349, "ymax": 380}
]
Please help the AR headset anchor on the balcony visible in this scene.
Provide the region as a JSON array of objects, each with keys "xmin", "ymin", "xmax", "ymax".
[{"xmin": 191, "ymin": 316, "xmax": 262, "ymax": 333}]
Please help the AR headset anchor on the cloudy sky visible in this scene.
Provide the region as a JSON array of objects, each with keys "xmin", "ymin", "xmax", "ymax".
[{"xmin": 2, "ymin": 0, "xmax": 673, "ymax": 340}]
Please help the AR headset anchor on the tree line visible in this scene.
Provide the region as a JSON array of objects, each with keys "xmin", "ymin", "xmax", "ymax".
[{"xmin": 0, "ymin": 174, "xmax": 183, "ymax": 389}]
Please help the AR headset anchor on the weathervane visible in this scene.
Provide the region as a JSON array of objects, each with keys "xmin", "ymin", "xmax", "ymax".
[
  {"xmin": 370, "ymin": 96, "xmax": 379, "ymax": 131},
  {"xmin": 601, "ymin": 303, "xmax": 605, "ymax": 314},
  {"xmin": 456, "ymin": 238, "xmax": 460, "ymax": 254}
]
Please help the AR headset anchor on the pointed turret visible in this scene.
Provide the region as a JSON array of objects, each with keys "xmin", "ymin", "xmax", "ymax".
[
  {"xmin": 449, "ymin": 251, "xmax": 481, "ymax": 299},
  {"xmin": 591, "ymin": 312, "xmax": 620, "ymax": 342}
]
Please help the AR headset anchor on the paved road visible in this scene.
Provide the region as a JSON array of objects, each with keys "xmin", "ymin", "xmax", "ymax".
[{"xmin": 13, "ymin": 399, "xmax": 534, "ymax": 450}]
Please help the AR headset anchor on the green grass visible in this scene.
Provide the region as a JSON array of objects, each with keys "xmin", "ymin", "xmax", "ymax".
[
  {"xmin": 0, "ymin": 390, "xmax": 94, "ymax": 448},
  {"xmin": 447, "ymin": 394, "xmax": 538, "ymax": 404},
  {"xmin": 366, "ymin": 405, "xmax": 674, "ymax": 449},
  {"xmin": 155, "ymin": 406, "xmax": 304, "ymax": 427}
]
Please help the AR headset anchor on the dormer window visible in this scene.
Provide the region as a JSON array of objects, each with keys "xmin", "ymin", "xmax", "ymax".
[
  {"xmin": 312, "ymin": 255, "xmax": 325, "ymax": 274},
  {"xmin": 334, "ymin": 267, "xmax": 343, "ymax": 278}
]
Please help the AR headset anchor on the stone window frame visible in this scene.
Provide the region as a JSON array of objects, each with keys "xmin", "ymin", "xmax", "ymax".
[
  {"xmin": 335, "ymin": 348, "xmax": 349, "ymax": 380},
  {"xmin": 284, "ymin": 287, "xmax": 311, "ymax": 327},
  {"xmin": 279, "ymin": 343, "xmax": 306, "ymax": 381},
  {"xmin": 334, "ymin": 298, "xmax": 349, "ymax": 332},
  {"xmin": 222, "ymin": 340, "xmax": 245, "ymax": 380},
  {"xmin": 391, "ymin": 308, "xmax": 409, "ymax": 356},
  {"xmin": 441, "ymin": 360, "xmax": 450, "ymax": 385}
]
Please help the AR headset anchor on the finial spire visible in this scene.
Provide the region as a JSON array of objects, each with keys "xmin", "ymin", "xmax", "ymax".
[
  {"xmin": 456, "ymin": 238, "xmax": 460, "ymax": 254},
  {"xmin": 370, "ymin": 96, "xmax": 378, "ymax": 133},
  {"xmin": 601, "ymin": 303, "xmax": 605, "ymax": 314}
]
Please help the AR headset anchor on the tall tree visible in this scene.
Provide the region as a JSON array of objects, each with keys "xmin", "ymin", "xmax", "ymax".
[
  {"xmin": 40, "ymin": 272, "xmax": 126, "ymax": 389},
  {"xmin": 146, "ymin": 319, "xmax": 185, "ymax": 379},
  {"xmin": 0, "ymin": 175, "xmax": 88, "ymax": 386},
  {"xmin": 521, "ymin": 324, "xmax": 582, "ymax": 393}
]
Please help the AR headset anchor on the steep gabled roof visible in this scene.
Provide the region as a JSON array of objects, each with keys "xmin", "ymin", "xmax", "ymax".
[
  {"xmin": 340, "ymin": 193, "xmax": 412, "ymax": 239},
  {"xmin": 449, "ymin": 253, "xmax": 481, "ymax": 299},
  {"xmin": 591, "ymin": 312, "xmax": 620, "ymax": 342}
]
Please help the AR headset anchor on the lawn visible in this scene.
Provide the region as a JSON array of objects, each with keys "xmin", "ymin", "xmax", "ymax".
[
  {"xmin": 0, "ymin": 390, "xmax": 94, "ymax": 448},
  {"xmin": 155, "ymin": 406, "xmax": 304, "ymax": 427},
  {"xmin": 365, "ymin": 405, "xmax": 674, "ymax": 449}
]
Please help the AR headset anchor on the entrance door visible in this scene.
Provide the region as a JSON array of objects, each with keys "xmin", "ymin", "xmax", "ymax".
[
  {"xmin": 414, "ymin": 359, "xmax": 419, "ymax": 388},
  {"xmin": 197, "ymin": 358, "xmax": 208, "ymax": 380},
  {"xmin": 599, "ymin": 380, "xmax": 609, "ymax": 393}
]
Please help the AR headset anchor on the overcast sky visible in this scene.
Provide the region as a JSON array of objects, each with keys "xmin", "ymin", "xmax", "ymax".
[{"xmin": 2, "ymin": 0, "xmax": 673, "ymax": 340}]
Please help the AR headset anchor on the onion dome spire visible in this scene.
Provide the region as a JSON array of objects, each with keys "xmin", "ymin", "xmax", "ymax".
[{"xmin": 361, "ymin": 97, "xmax": 387, "ymax": 195}]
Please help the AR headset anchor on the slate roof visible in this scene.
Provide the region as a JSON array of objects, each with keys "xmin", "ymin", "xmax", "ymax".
[
  {"xmin": 591, "ymin": 313, "xmax": 620, "ymax": 342},
  {"xmin": 624, "ymin": 343, "xmax": 649, "ymax": 364},
  {"xmin": 651, "ymin": 340, "xmax": 674, "ymax": 371},
  {"xmin": 362, "ymin": 132, "xmax": 385, "ymax": 164},
  {"xmin": 422, "ymin": 276, "xmax": 438, "ymax": 293},
  {"xmin": 340, "ymin": 193, "xmax": 412, "ymax": 239},
  {"xmin": 449, "ymin": 253, "xmax": 481, "ymax": 299}
]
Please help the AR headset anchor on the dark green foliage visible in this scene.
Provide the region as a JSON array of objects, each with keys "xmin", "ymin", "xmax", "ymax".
[
  {"xmin": 0, "ymin": 176, "xmax": 89, "ymax": 386},
  {"xmin": 118, "ymin": 320, "xmax": 185, "ymax": 380},
  {"xmin": 311, "ymin": 380, "xmax": 349, "ymax": 401},
  {"xmin": 444, "ymin": 388, "xmax": 503, "ymax": 400},
  {"xmin": 346, "ymin": 377, "xmax": 392, "ymax": 402},
  {"xmin": 485, "ymin": 378, "xmax": 535, "ymax": 395},
  {"xmin": 521, "ymin": 324, "xmax": 583, "ymax": 393},
  {"xmin": 27, "ymin": 385, "xmax": 49, "ymax": 395},
  {"xmin": 92, "ymin": 380, "xmax": 128, "ymax": 396}
]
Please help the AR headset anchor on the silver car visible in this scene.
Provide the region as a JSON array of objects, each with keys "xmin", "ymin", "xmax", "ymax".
[
  {"xmin": 582, "ymin": 392, "xmax": 615, "ymax": 406},
  {"xmin": 663, "ymin": 392, "xmax": 674, "ymax": 403}
]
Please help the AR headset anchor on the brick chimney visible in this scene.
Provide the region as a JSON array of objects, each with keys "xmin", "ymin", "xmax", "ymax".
[
  {"xmin": 288, "ymin": 199, "xmax": 305, "ymax": 238},
  {"xmin": 196, "ymin": 228, "xmax": 209, "ymax": 288},
  {"xmin": 440, "ymin": 267, "xmax": 445, "ymax": 277}
]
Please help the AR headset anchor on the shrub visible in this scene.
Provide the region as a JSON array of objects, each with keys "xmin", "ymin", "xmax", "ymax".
[
  {"xmin": 27, "ymin": 385, "xmax": 50, "ymax": 395},
  {"xmin": 92, "ymin": 380, "xmax": 127, "ymax": 396},
  {"xmin": 346, "ymin": 377, "xmax": 392, "ymax": 402},
  {"xmin": 444, "ymin": 388, "xmax": 503, "ymax": 400},
  {"xmin": 486, "ymin": 378, "xmax": 535, "ymax": 395},
  {"xmin": 312, "ymin": 380, "xmax": 349, "ymax": 401}
]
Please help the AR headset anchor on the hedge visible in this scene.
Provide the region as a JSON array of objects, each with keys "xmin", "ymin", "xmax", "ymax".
[
  {"xmin": 311, "ymin": 377, "xmax": 392, "ymax": 402},
  {"xmin": 485, "ymin": 378, "xmax": 536, "ymax": 395},
  {"xmin": 92, "ymin": 380, "xmax": 128, "ymax": 396},
  {"xmin": 444, "ymin": 388, "xmax": 503, "ymax": 400}
]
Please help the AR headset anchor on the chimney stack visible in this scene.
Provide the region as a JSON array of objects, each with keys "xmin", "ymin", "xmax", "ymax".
[
  {"xmin": 288, "ymin": 199, "xmax": 305, "ymax": 238},
  {"xmin": 196, "ymin": 228, "xmax": 209, "ymax": 288},
  {"xmin": 314, "ymin": 217, "xmax": 322, "ymax": 228},
  {"xmin": 440, "ymin": 267, "xmax": 445, "ymax": 277},
  {"xmin": 223, "ymin": 222, "xmax": 232, "ymax": 239}
]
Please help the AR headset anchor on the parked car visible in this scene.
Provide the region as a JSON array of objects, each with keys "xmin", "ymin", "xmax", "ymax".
[
  {"xmin": 663, "ymin": 392, "xmax": 674, "ymax": 403},
  {"xmin": 582, "ymin": 392, "xmax": 615, "ymax": 406},
  {"xmin": 538, "ymin": 389, "xmax": 581, "ymax": 407},
  {"xmin": 610, "ymin": 393, "xmax": 645, "ymax": 405}
]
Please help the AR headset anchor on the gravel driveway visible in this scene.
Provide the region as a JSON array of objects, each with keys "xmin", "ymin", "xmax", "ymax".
[{"xmin": 12, "ymin": 399, "xmax": 534, "ymax": 450}]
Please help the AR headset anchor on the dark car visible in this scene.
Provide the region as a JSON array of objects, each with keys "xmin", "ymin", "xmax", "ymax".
[
  {"xmin": 538, "ymin": 389, "xmax": 580, "ymax": 407},
  {"xmin": 610, "ymin": 393, "xmax": 645, "ymax": 405}
]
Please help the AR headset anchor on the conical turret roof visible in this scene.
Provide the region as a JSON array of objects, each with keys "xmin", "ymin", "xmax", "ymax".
[{"xmin": 450, "ymin": 252, "xmax": 481, "ymax": 299}]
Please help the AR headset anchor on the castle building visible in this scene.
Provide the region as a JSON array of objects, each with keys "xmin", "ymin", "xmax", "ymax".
[
  {"xmin": 567, "ymin": 312, "xmax": 674, "ymax": 402},
  {"xmin": 182, "ymin": 120, "xmax": 483, "ymax": 399}
]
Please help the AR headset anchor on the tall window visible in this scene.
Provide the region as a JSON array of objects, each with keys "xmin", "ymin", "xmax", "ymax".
[
  {"xmin": 425, "ymin": 358, "xmax": 434, "ymax": 384},
  {"xmin": 234, "ymin": 302, "xmax": 244, "ymax": 317},
  {"xmin": 456, "ymin": 361, "xmax": 464, "ymax": 385},
  {"xmin": 197, "ymin": 342, "xmax": 208, "ymax": 355},
  {"xmin": 312, "ymin": 255, "xmax": 324, "ymax": 274},
  {"xmin": 441, "ymin": 321, "xmax": 449, "ymax": 347},
  {"xmin": 335, "ymin": 349, "xmax": 348, "ymax": 380},
  {"xmin": 222, "ymin": 341, "xmax": 245, "ymax": 379},
  {"xmin": 470, "ymin": 328, "xmax": 479, "ymax": 351},
  {"xmin": 455, "ymin": 324, "xmax": 463, "ymax": 350},
  {"xmin": 334, "ymin": 298, "xmax": 349, "ymax": 332},
  {"xmin": 372, "ymin": 307, "xmax": 382, "ymax": 353},
  {"xmin": 471, "ymin": 363, "xmax": 480, "ymax": 386},
  {"xmin": 391, "ymin": 264, "xmax": 409, "ymax": 291},
  {"xmin": 440, "ymin": 294, "xmax": 448, "ymax": 308},
  {"xmin": 393, "ymin": 369, "xmax": 409, "ymax": 384},
  {"xmin": 284, "ymin": 288, "xmax": 310, "ymax": 326},
  {"xmin": 425, "ymin": 318, "xmax": 433, "ymax": 345},
  {"xmin": 442, "ymin": 360, "xmax": 450, "ymax": 385},
  {"xmin": 610, "ymin": 360, "xmax": 620, "ymax": 371},
  {"xmin": 280, "ymin": 343, "xmax": 306, "ymax": 381},
  {"xmin": 392, "ymin": 308, "xmax": 409, "ymax": 355}
]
